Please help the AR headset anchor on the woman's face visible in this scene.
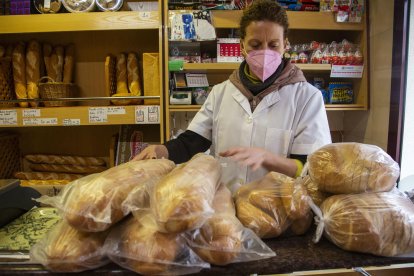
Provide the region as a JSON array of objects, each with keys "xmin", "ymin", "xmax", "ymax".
[{"xmin": 241, "ymin": 21, "xmax": 286, "ymax": 56}]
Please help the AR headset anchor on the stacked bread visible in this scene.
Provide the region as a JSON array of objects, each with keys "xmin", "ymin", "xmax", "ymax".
[
  {"xmin": 11, "ymin": 41, "xmax": 75, "ymax": 108},
  {"xmin": 235, "ymin": 172, "xmax": 312, "ymax": 239},
  {"xmin": 105, "ymin": 52, "xmax": 143, "ymax": 105},
  {"xmin": 15, "ymin": 154, "xmax": 108, "ymax": 181},
  {"xmin": 306, "ymin": 143, "xmax": 414, "ymax": 257}
]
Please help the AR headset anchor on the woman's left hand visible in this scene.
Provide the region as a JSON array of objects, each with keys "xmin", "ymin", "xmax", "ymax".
[{"xmin": 219, "ymin": 147, "xmax": 269, "ymax": 171}]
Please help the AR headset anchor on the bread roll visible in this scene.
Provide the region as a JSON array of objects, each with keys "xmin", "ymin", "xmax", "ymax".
[
  {"xmin": 307, "ymin": 143, "xmax": 400, "ymax": 194},
  {"xmin": 127, "ymin": 52, "xmax": 142, "ymax": 104},
  {"xmin": 29, "ymin": 163, "xmax": 106, "ymax": 174},
  {"xmin": 25, "ymin": 154, "xmax": 106, "ymax": 166},
  {"xmin": 14, "ymin": 171, "xmax": 85, "ymax": 181},
  {"xmin": 152, "ymin": 153, "xmax": 221, "ymax": 233},
  {"xmin": 235, "ymin": 172, "xmax": 311, "ymax": 238},
  {"xmin": 26, "ymin": 40, "xmax": 41, "ymax": 107},
  {"xmin": 12, "ymin": 42, "xmax": 28, "ymax": 108},
  {"xmin": 106, "ymin": 214, "xmax": 179, "ymax": 275},
  {"xmin": 320, "ymin": 192, "xmax": 414, "ymax": 256},
  {"xmin": 61, "ymin": 159, "xmax": 175, "ymax": 232},
  {"xmin": 30, "ymin": 220, "xmax": 109, "ymax": 272},
  {"xmin": 50, "ymin": 46, "xmax": 64, "ymax": 82},
  {"xmin": 63, "ymin": 44, "xmax": 75, "ymax": 83},
  {"xmin": 190, "ymin": 185, "xmax": 242, "ymax": 265},
  {"xmin": 43, "ymin": 43, "xmax": 52, "ymax": 78}
]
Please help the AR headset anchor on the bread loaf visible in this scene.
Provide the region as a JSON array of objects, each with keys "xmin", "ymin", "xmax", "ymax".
[
  {"xmin": 43, "ymin": 43, "xmax": 52, "ymax": 78},
  {"xmin": 14, "ymin": 171, "xmax": 85, "ymax": 181},
  {"xmin": 30, "ymin": 220, "xmax": 109, "ymax": 272},
  {"xmin": 307, "ymin": 143, "xmax": 400, "ymax": 194},
  {"xmin": 25, "ymin": 154, "xmax": 106, "ymax": 166},
  {"xmin": 235, "ymin": 172, "xmax": 311, "ymax": 238},
  {"xmin": 127, "ymin": 52, "xmax": 142, "ymax": 104},
  {"xmin": 61, "ymin": 159, "xmax": 175, "ymax": 232},
  {"xmin": 299, "ymin": 175, "xmax": 330, "ymax": 207},
  {"xmin": 29, "ymin": 163, "xmax": 106, "ymax": 174},
  {"xmin": 116, "ymin": 53, "xmax": 128, "ymax": 94},
  {"xmin": 106, "ymin": 214, "xmax": 179, "ymax": 275},
  {"xmin": 50, "ymin": 46, "xmax": 64, "ymax": 82},
  {"xmin": 152, "ymin": 153, "xmax": 221, "ymax": 233},
  {"xmin": 63, "ymin": 44, "xmax": 75, "ymax": 83},
  {"xmin": 320, "ymin": 192, "xmax": 414, "ymax": 256},
  {"xmin": 12, "ymin": 42, "xmax": 28, "ymax": 108},
  {"xmin": 26, "ymin": 40, "xmax": 41, "ymax": 107}
]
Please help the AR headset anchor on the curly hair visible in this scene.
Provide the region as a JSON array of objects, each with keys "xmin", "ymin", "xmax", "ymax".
[{"xmin": 239, "ymin": 0, "xmax": 289, "ymax": 39}]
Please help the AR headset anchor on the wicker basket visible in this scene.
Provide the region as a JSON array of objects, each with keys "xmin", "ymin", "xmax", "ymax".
[
  {"xmin": 38, "ymin": 77, "xmax": 77, "ymax": 107},
  {"xmin": 0, "ymin": 57, "xmax": 16, "ymax": 108},
  {"xmin": 0, "ymin": 133, "xmax": 21, "ymax": 179}
]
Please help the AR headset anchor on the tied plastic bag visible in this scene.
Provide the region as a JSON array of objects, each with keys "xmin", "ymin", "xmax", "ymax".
[
  {"xmin": 311, "ymin": 191, "xmax": 414, "ymax": 257},
  {"xmin": 235, "ymin": 172, "xmax": 312, "ymax": 239},
  {"xmin": 30, "ymin": 220, "xmax": 109, "ymax": 272},
  {"xmin": 185, "ymin": 185, "xmax": 276, "ymax": 265},
  {"xmin": 37, "ymin": 159, "xmax": 175, "ymax": 232},
  {"xmin": 104, "ymin": 212, "xmax": 210, "ymax": 275},
  {"xmin": 305, "ymin": 142, "xmax": 400, "ymax": 194},
  {"xmin": 150, "ymin": 153, "xmax": 221, "ymax": 233}
]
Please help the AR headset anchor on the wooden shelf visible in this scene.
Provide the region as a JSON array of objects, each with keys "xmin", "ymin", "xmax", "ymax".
[
  {"xmin": 180, "ymin": 62, "xmax": 331, "ymax": 72},
  {"xmin": 168, "ymin": 105, "xmax": 202, "ymax": 112},
  {"xmin": 211, "ymin": 10, "xmax": 364, "ymax": 31},
  {"xmin": 0, "ymin": 11, "xmax": 160, "ymax": 34},
  {"xmin": 0, "ymin": 105, "xmax": 161, "ymax": 127}
]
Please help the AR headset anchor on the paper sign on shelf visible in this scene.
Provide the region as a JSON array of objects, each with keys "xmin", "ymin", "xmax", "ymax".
[
  {"xmin": 23, "ymin": 118, "xmax": 58, "ymax": 126},
  {"xmin": 23, "ymin": 109, "xmax": 40, "ymax": 117},
  {"xmin": 107, "ymin": 107, "xmax": 126, "ymax": 115},
  {"xmin": 89, "ymin": 107, "xmax": 108, "ymax": 123},
  {"xmin": 330, "ymin": 65, "xmax": 364, "ymax": 78},
  {"xmin": 135, "ymin": 105, "xmax": 160, "ymax": 124},
  {"xmin": 0, "ymin": 110, "xmax": 17, "ymax": 126},
  {"xmin": 63, "ymin": 119, "xmax": 81, "ymax": 126}
]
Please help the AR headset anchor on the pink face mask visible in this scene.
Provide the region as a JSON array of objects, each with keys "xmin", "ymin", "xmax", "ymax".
[{"xmin": 245, "ymin": 49, "xmax": 282, "ymax": 82}]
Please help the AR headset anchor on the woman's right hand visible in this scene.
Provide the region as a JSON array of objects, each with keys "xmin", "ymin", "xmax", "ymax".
[{"xmin": 132, "ymin": 145, "xmax": 169, "ymax": 161}]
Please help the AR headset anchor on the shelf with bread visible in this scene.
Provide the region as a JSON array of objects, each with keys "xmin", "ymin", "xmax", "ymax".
[{"xmin": 164, "ymin": 7, "xmax": 369, "ymax": 140}]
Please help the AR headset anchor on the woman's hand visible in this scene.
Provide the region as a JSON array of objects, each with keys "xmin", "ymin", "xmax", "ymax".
[
  {"xmin": 132, "ymin": 145, "xmax": 169, "ymax": 161},
  {"xmin": 219, "ymin": 147, "xmax": 269, "ymax": 171}
]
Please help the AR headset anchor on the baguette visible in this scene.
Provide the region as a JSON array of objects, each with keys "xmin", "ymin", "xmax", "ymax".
[
  {"xmin": 127, "ymin": 52, "xmax": 142, "ymax": 104},
  {"xmin": 50, "ymin": 46, "xmax": 64, "ymax": 82},
  {"xmin": 63, "ymin": 44, "xmax": 75, "ymax": 83},
  {"xmin": 26, "ymin": 40, "xmax": 41, "ymax": 107},
  {"xmin": 25, "ymin": 154, "xmax": 106, "ymax": 166},
  {"xmin": 112, "ymin": 53, "xmax": 131, "ymax": 105},
  {"xmin": 29, "ymin": 163, "xmax": 106, "ymax": 174},
  {"xmin": 12, "ymin": 42, "xmax": 28, "ymax": 108},
  {"xmin": 14, "ymin": 171, "xmax": 85, "ymax": 181},
  {"xmin": 43, "ymin": 43, "xmax": 53, "ymax": 79}
]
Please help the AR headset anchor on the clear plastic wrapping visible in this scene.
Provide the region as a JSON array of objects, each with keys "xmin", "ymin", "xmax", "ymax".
[
  {"xmin": 104, "ymin": 212, "xmax": 209, "ymax": 275},
  {"xmin": 235, "ymin": 172, "xmax": 312, "ymax": 239},
  {"xmin": 306, "ymin": 143, "xmax": 400, "ymax": 194},
  {"xmin": 30, "ymin": 220, "xmax": 109, "ymax": 272},
  {"xmin": 150, "ymin": 153, "xmax": 221, "ymax": 233},
  {"xmin": 314, "ymin": 192, "xmax": 414, "ymax": 256},
  {"xmin": 36, "ymin": 159, "xmax": 175, "ymax": 232},
  {"xmin": 185, "ymin": 185, "xmax": 276, "ymax": 265}
]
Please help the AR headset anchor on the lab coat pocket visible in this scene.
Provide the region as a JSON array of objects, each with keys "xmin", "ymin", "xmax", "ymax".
[{"xmin": 265, "ymin": 128, "xmax": 292, "ymax": 157}]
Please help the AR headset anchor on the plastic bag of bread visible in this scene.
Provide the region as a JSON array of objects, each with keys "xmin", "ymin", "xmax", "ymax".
[
  {"xmin": 37, "ymin": 159, "xmax": 175, "ymax": 232},
  {"xmin": 150, "ymin": 153, "xmax": 221, "ymax": 233},
  {"xmin": 235, "ymin": 172, "xmax": 311, "ymax": 239},
  {"xmin": 104, "ymin": 212, "xmax": 209, "ymax": 275},
  {"xmin": 30, "ymin": 220, "xmax": 109, "ymax": 272},
  {"xmin": 185, "ymin": 184, "xmax": 275, "ymax": 265},
  {"xmin": 312, "ymin": 191, "xmax": 414, "ymax": 256},
  {"xmin": 306, "ymin": 143, "xmax": 400, "ymax": 194},
  {"xmin": 298, "ymin": 175, "xmax": 330, "ymax": 207}
]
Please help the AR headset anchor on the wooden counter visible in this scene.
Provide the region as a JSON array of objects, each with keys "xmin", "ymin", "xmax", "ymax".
[{"xmin": 1, "ymin": 229, "xmax": 414, "ymax": 275}]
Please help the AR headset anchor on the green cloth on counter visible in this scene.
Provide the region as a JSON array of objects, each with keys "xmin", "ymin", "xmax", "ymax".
[{"xmin": 0, "ymin": 207, "xmax": 61, "ymax": 251}]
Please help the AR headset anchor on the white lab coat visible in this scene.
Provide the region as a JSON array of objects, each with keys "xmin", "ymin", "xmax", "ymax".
[{"xmin": 188, "ymin": 79, "xmax": 331, "ymax": 190}]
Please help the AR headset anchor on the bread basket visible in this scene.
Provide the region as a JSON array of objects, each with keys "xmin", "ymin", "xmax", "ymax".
[{"xmin": 38, "ymin": 76, "xmax": 77, "ymax": 107}]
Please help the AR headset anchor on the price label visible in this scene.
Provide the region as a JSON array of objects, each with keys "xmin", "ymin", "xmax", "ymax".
[
  {"xmin": 107, "ymin": 107, "xmax": 126, "ymax": 115},
  {"xmin": 23, "ymin": 109, "xmax": 41, "ymax": 117},
  {"xmin": 23, "ymin": 118, "xmax": 58, "ymax": 126},
  {"xmin": 63, "ymin": 119, "xmax": 81, "ymax": 126},
  {"xmin": 0, "ymin": 110, "xmax": 18, "ymax": 126},
  {"xmin": 330, "ymin": 65, "xmax": 364, "ymax": 78},
  {"xmin": 89, "ymin": 107, "xmax": 108, "ymax": 123},
  {"xmin": 135, "ymin": 105, "xmax": 159, "ymax": 124}
]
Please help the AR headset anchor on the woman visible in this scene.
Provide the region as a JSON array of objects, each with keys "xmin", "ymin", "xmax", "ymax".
[{"xmin": 135, "ymin": 0, "xmax": 331, "ymax": 189}]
